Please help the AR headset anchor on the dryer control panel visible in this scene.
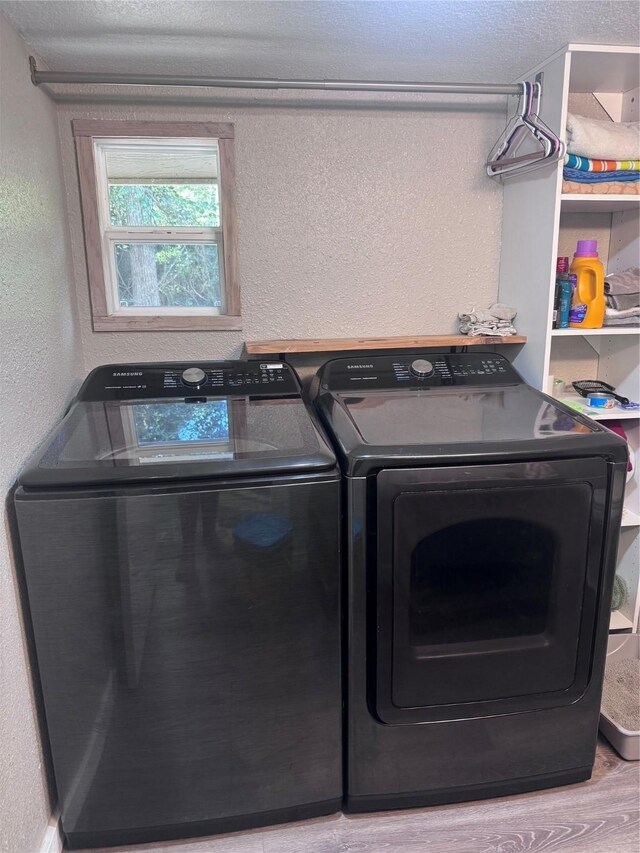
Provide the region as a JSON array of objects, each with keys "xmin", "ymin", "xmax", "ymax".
[
  {"xmin": 320, "ymin": 352, "xmax": 521, "ymax": 391},
  {"xmin": 78, "ymin": 361, "xmax": 300, "ymax": 401}
]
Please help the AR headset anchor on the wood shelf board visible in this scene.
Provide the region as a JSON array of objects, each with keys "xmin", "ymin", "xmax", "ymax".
[
  {"xmin": 560, "ymin": 195, "xmax": 640, "ymax": 214},
  {"xmin": 551, "ymin": 327, "xmax": 640, "ymax": 337},
  {"xmin": 558, "ymin": 394, "xmax": 640, "ymax": 421},
  {"xmin": 609, "ymin": 610, "xmax": 634, "ymax": 633},
  {"xmin": 245, "ymin": 335, "xmax": 527, "ymax": 355}
]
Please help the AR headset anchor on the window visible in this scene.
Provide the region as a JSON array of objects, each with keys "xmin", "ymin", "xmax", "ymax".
[{"xmin": 73, "ymin": 121, "xmax": 240, "ymax": 331}]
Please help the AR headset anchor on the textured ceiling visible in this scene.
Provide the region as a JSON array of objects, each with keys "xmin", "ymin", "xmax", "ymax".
[{"xmin": 1, "ymin": 1, "xmax": 638, "ymax": 83}]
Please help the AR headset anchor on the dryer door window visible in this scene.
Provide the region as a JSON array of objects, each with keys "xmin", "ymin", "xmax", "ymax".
[
  {"xmin": 409, "ymin": 515, "xmax": 555, "ymax": 648},
  {"xmin": 374, "ymin": 458, "xmax": 609, "ymax": 724}
]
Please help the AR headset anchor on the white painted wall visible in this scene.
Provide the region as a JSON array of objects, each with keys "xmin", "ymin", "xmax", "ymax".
[
  {"xmin": 0, "ymin": 16, "xmax": 82, "ymax": 853},
  {"xmin": 56, "ymin": 91, "xmax": 505, "ymax": 368}
]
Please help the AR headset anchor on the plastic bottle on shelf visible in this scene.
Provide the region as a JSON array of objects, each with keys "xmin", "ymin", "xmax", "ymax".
[
  {"xmin": 555, "ymin": 257, "xmax": 573, "ymax": 329},
  {"xmin": 569, "ymin": 240, "xmax": 605, "ymax": 329}
]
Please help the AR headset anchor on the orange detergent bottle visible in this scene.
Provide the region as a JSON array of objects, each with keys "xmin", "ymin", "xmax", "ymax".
[{"xmin": 569, "ymin": 240, "xmax": 605, "ymax": 329}]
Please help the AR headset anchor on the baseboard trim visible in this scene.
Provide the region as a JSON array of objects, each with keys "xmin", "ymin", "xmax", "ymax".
[{"xmin": 39, "ymin": 813, "xmax": 62, "ymax": 853}]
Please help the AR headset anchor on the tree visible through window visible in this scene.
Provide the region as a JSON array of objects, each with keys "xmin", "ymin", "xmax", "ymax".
[
  {"xmin": 132, "ymin": 401, "xmax": 229, "ymax": 444},
  {"xmin": 73, "ymin": 122, "xmax": 239, "ymax": 331},
  {"xmin": 109, "ymin": 184, "xmax": 221, "ymax": 309}
]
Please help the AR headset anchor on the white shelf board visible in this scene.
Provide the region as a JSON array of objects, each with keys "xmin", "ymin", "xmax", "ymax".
[
  {"xmin": 621, "ymin": 507, "xmax": 640, "ymax": 528},
  {"xmin": 551, "ymin": 327, "xmax": 640, "ymax": 337},
  {"xmin": 609, "ymin": 609, "xmax": 634, "ymax": 633},
  {"xmin": 560, "ymin": 195, "xmax": 640, "ymax": 214},
  {"xmin": 558, "ymin": 394, "xmax": 640, "ymax": 420}
]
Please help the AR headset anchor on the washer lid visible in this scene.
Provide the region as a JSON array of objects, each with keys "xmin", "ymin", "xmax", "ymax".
[{"xmin": 19, "ymin": 396, "xmax": 336, "ymax": 488}]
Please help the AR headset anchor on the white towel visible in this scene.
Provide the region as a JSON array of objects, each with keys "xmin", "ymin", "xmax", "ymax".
[
  {"xmin": 566, "ymin": 113, "xmax": 640, "ymax": 160},
  {"xmin": 605, "ymin": 305, "xmax": 640, "ymax": 320}
]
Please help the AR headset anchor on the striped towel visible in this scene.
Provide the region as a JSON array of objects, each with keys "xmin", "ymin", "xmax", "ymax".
[
  {"xmin": 563, "ymin": 167, "xmax": 640, "ymax": 183},
  {"xmin": 565, "ymin": 154, "xmax": 640, "ymax": 172}
]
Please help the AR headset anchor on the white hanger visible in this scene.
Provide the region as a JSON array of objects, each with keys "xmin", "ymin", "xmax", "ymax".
[{"xmin": 487, "ymin": 81, "xmax": 565, "ymax": 179}]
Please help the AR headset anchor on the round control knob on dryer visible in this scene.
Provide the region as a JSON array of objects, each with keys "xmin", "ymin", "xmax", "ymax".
[
  {"xmin": 181, "ymin": 367, "xmax": 207, "ymax": 387},
  {"xmin": 410, "ymin": 359, "xmax": 434, "ymax": 378}
]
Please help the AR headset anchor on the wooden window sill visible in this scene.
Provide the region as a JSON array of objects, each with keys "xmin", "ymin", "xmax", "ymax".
[{"xmin": 92, "ymin": 315, "xmax": 242, "ymax": 332}]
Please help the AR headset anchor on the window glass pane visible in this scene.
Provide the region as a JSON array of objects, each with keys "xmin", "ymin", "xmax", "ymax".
[
  {"xmin": 114, "ymin": 242, "xmax": 222, "ymax": 309},
  {"xmin": 108, "ymin": 184, "xmax": 219, "ymax": 228}
]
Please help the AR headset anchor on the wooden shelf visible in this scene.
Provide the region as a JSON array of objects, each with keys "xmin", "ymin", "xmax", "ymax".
[
  {"xmin": 561, "ymin": 195, "xmax": 640, "ymax": 214},
  {"xmin": 245, "ymin": 335, "xmax": 527, "ymax": 355}
]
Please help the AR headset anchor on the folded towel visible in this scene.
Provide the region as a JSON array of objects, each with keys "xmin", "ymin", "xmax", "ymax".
[
  {"xmin": 605, "ymin": 305, "xmax": 640, "ymax": 320},
  {"xmin": 606, "ymin": 291, "xmax": 640, "ymax": 311},
  {"xmin": 603, "ymin": 314, "xmax": 640, "ymax": 327},
  {"xmin": 458, "ymin": 303, "xmax": 517, "ymax": 337},
  {"xmin": 563, "ymin": 167, "xmax": 640, "ymax": 183},
  {"xmin": 562, "ymin": 179, "xmax": 639, "ymax": 195},
  {"xmin": 605, "ymin": 267, "xmax": 640, "ymax": 296},
  {"xmin": 565, "ymin": 154, "xmax": 640, "ymax": 172},
  {"xmin": 566, "ymin": 113, "xmax": 640, "ymax": 160}
]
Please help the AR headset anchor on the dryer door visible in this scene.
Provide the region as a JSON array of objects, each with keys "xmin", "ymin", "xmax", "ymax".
[{"xmin": 374, "ymin": 458, "xmax": 611, "ymax": 724}]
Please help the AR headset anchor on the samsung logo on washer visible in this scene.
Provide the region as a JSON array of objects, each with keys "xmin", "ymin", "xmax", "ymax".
[
  {"xmin": 113, "ymin": 371, "xmax": 143, "ymax": 377},
  {"xmin": 347, "ymin": 364, "xmax": 374, "ymax": 370}
]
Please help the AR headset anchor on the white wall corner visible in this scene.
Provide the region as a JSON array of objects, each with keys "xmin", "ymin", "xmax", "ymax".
[{"xmin": 39, "ymin": 813, "xmax": 62, "ymax": 853}]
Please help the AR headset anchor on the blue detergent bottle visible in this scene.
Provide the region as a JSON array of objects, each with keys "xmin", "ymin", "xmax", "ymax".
[{"xmin": 556, "ymin": 257, "xmax": 573, "ymax": 329}]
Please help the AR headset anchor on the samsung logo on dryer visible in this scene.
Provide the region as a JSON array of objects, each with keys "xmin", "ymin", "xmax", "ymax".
[
  {"xmin": 347, "ymin": 364, "xmax": 374, "ymax": 369},
  {"xmin": 113, "ymin": 371, "xmax": 143, "ymax": 377}
]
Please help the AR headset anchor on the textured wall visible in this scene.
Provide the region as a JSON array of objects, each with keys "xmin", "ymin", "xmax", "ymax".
[
  {"xmin": 57, "ymin": 91, "xmax": 505, "ymax": 368},
  {"xmin": 0, "ymin": 16, "xmax": 82, "ymax": 853}
]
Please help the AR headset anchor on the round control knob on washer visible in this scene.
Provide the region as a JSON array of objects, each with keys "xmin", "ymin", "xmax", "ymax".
[
  {"xmin": 410, "ymin": 359, "xmax": 434, "ymax": 378},
  {"xmin": 181, "ymin": 367, "xmax": 207, "ymax": 387}
]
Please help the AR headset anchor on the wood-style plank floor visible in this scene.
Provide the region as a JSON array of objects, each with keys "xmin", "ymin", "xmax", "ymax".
[{"xmin": 72, "ymin": 739, "xmax": 639, "ymax": 853}]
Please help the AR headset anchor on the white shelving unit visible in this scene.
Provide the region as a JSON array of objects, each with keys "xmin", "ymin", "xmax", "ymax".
[
  {"xmin": 560, "ymin": 195, "xmax": 639, "ymax": 214},
  {"xmin": 498, "ymin": 43, "xmax": 640, "ymax": 634},
  {"xmin": 551, "ymin": 328, "xmax": 640, "ymax": 337}
]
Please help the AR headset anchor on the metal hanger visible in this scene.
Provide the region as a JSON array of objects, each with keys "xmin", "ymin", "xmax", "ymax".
[{"xmin": 487, "ymin": 81, "xmax": 564, "ymax": 179}]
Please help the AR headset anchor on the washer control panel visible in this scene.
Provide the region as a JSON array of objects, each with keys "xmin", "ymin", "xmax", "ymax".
[
  {"xmin": 78, "ymin": 361, "xmax": 300, "ymax": 401},
  {"xmin": 321, "ymin": 352, "xmax": 520, "ymax": 391}
]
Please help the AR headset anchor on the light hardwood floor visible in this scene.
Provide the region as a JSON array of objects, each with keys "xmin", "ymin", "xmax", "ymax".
[{"xmin": 73, "ymin": 739, "xmax": 639, "ymax": 853}]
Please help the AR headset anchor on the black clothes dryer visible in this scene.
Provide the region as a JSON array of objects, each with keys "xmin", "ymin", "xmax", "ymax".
[
  {"xmin": 312, "ymin": 351, "xmax": 627, "ymax": 812},
  {"xmin": 14, "ymin": 361, "xmax": 342, "ymax": 849}
]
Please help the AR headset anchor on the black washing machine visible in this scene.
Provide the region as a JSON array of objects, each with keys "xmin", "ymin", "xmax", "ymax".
[
  {"xmin": 14, "ymin": 361, "xmax": 341, "ymax": 849},
  {"xmin": 312, "ymin": 351, "xmax": 626, "ymax": 811}
]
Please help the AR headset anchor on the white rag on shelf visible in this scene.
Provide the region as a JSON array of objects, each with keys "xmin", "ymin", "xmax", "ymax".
[
  {"xmin": 566, "ymin": 113, "xmax": 640, "ymax": 160},
  {"xmin": 458, "ymin": 303, "xmax": 517, "ymax": 337},
  {"xmin": 604, "ymin": 305, "xmax": 640, "ymax": 327}
]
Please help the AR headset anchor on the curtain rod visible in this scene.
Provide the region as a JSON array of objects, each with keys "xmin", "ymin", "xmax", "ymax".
[{"xmin": 29, "ymin": 57, "xmax": 522, "ymax": 96}]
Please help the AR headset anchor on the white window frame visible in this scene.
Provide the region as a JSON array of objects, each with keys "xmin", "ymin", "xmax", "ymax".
[{"xmin": 73, "ymin": 121, "xmax": 240, "ymax": 332}]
